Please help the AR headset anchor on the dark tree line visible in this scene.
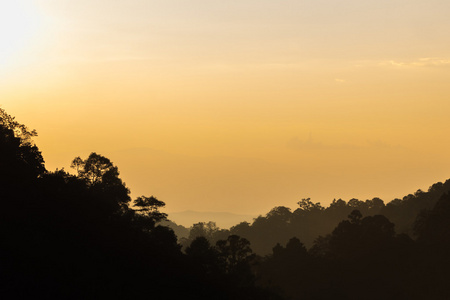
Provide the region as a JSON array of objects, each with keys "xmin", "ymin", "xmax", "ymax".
[
  {"xmin": 0, "ymin": 109, "xmax": 278, "ymax": 299},
  {"xmin": 177, "ymin": 182, "xmax": 450, "ymax": 299},
  {"xmin": 3, "ymin": 107, "xmax": 450, "ymax": 299},
  {"xmin": 177, "ymin": 190, "xmax": 450, "ymax": 299},
  {"xmin": 180, "ymin": 183, "xmax": 450, "ymax": 256},
  {"xmin": 253, "ymin": 194, "xmax": 450, "ymax": 300}
]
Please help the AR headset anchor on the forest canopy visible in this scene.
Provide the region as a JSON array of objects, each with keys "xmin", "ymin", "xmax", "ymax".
[{"xmin": 2, "ymin": 108, "xmax": 450, "ymax": 300}]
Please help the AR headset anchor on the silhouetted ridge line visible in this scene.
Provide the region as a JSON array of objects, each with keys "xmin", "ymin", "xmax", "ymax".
[
  {"xmin": 0, "ymin": 108, "xmax": 281, "ymax": 299},
  {"xmin": 3, "ymin": 108, "xmax": 450, "ymax": 300}
]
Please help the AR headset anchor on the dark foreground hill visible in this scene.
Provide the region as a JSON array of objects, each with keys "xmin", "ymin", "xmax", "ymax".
[{"xmin": 0, "ymin": 108, "xmax": 281, "ymax": 299}]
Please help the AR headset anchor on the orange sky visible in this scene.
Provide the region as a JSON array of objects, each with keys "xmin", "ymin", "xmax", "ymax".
[{"xmin": 2, "ymin": 1, "xmax": 450, "ymax": 216}]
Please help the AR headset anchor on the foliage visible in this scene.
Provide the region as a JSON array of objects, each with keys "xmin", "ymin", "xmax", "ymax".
[
  {"xmin": 5, "ymin": 108, "xmax": 450, "ymax": 299},
  {"xmin": 70, "ymin": 152, "xmax": 131, "ymax": 214},
  {"xmin": 216, "ymin": 235, "xmax": 254, "ymax": 272},
  {"xmin": 0, "ymin": 108, "xmax": 38, "ymax": 145},
  {"xmin": 297, "ymin": 198, "xmax": 324, "ymax": 212},
  {"xmin": 0, "ymin": 108, "xmax": 45, "ymax": 192},
  {"xmin": 1, "ymin": 108, "xmax": 278, "ymax": 299},
  {"xmin": 131, "ymin": 195, "xmax": 168, "ymax": 230},
  {"xmin": 181, "ymin": 221, "xmax": 230, "ymax": 250}
]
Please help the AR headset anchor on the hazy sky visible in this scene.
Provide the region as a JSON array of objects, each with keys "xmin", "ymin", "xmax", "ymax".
[{"xmin": 2, "ymin": 0, "xmax": 450, "ymax": 216}]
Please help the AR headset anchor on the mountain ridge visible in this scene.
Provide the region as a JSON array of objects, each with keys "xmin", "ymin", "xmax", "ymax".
[{"xmin": 167, "ymin": 210, "xmax": 257, "ymax": 229}]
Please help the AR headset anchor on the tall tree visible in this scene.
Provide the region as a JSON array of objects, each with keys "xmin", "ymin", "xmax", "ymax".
[
  {"xmin": 0, "ymin": 108, "xmax": 45, "ymax": 196},
  {"xmin": 71, "ymin": 153, "xmax": 130, "ymax": 214},
  {"xmin": 132, "ymin": 195, "xmax": 168, "ymax": 230}
]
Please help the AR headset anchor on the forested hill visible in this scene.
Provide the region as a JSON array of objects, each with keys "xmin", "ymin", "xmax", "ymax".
[
  {"xmin": 180, "ymin": 179, "xmax": 450, "ymax": 255},
  {"xmin": 0, "ymin": 108, "xmax": 280, "ymax": 299},
  {"xmin": 3, "ymin": 107, "xmax": 450, "ymax": 299}
]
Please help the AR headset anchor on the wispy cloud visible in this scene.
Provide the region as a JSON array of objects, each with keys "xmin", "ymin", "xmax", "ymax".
[
  {"xmin": 380, "ymin": 57, "xmax": 450, "ymax": 68},
  {"xmin": 287, "ymin": 135, "xmax": 359, "ymax": 151},
  {"xmin": 287, "ymin": 136, "xmax": 404, "ymax": 152}
]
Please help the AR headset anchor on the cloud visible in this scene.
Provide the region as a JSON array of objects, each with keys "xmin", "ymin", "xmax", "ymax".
[
  {"xmin": 380, "ymin": 57, "xmax": 450, "ymax": 68},
  {"xmin": 287, "ymin": 135, "xmax": 359, "ymax": 151},
  {"xmin": 287, "ymin": 136, "xmax": 404, "ymax": 152}
]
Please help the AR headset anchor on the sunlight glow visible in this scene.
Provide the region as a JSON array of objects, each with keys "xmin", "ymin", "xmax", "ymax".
[
  {"xmin": 0, "ymin": 1, "xmax": 41, "ymax": 70},
  {"xmin": 2, "ymin": 0, "xmax": 450, "ymax": 215}
]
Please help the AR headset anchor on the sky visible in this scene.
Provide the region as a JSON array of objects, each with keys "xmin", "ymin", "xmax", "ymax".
[{"xmin": 1, "ymin": 0, "xmax": 450, "ymax": 217}]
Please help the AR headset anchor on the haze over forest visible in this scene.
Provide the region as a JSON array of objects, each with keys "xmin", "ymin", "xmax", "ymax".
[{"xmin": 2, "ymin": 0, "xmax": 450, "ymax": 218}]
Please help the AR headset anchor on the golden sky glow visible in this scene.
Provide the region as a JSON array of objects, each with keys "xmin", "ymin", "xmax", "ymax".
[{"xmin": 2, "ymin": 0, "xmax": 450, "ymax": 216}]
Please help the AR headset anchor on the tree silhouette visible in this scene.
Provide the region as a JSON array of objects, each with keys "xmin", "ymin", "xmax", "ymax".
[
  {"xmin": 0, "ymin": 108, "xmax": 45, "ymax": 199},
  {"xmin": 71, "ymin": 152, "xmax": 130, "ymax": 215},
  {"xmin": 414, "ymin": 192, "xmax": 450, "ymax": 245},
  {"xmin": 0, "ymin": 108, "xmax": 286, "ymax": 299},
  {"xmin": 131, "ymin": 195, "xmax": 168, "ymax": 230},
  {"xmin": 182, "ymin": 221, "xmax": 230, "ymax": 250},
  {"xmin": 216, "ymin": 235, "xmax": 254, "ymax": 277},
  {"xmin": 9, "ymin": 107, "xmax": 450, "ymax": 299},
  {"xmin": 297, "ymin": 198, "xmax": 324, "ymax": 213},
  {"xmin": 186, "ymin": 236, "xmax": 221, "ymax": 276}
]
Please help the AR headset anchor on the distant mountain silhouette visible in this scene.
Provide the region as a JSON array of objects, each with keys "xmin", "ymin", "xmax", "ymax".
[
  {"xmin": 159, "ymin": 219, "xmax": 190, "ymax": 239},
  {"xmin": 168, "ymin": 210, "xmax": 257, "ymax": 229}
]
